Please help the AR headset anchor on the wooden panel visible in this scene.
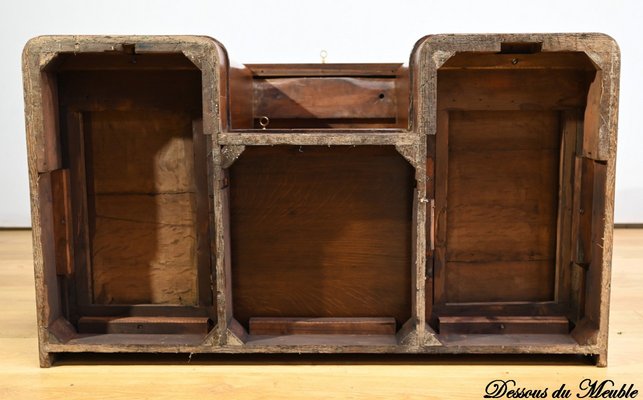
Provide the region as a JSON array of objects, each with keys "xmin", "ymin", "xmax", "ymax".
[
  {"xmin": 445, "ymin": 261, "xmax": 555, "ymax": 303},
  {"xmin": 439, "ymin": 111, "xmax": 560, "ymax": 304},
  {"xmin": 440, "ymin": 52, "xmax": 596, "ymax": 70},
  {"xmin": 87, "ymin": 111, "xmax": 198, "ymax": 305},
  {"xmin": 439, "ymin": 316, "xmax": 569, "ymax": 334},
  {"xmin": 253, "ymin": 77, "xmax": 397, "ymax": 120},
  {"xmin": 249, "ymin": 317, "xmax": 397, "ymax": 336},
  {"xmin": 230, "ymin": 146, "xmax": 413, "ymax": 328},
  {"xmin": 437, "ymin": 69, "xmax": 591, "ymax": 110},
  {"xmin": 446, "ymin": 111, "xmax": 559, "ymax": 263},
  {"xmin": 77, "ymin": 316, "xmax": 211, "ymax": 334},
  {"xmin": 58, "ymin": 70, "xmax": 201, "ymax": 113}
]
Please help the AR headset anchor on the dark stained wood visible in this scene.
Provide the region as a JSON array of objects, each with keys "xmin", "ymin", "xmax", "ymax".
[
  {"xmin": 253, "ymin": 77, "xmax": 397, "ymax": 120},
  {"xmin": 445, "ymin": 261, "xmax": 555, "ymax": 303},
  {"xmin": 65, "ymin": 111, "xmax": 91, "ymax": 314},
  {"xmin": 41, "ymin": 71, "xmax": 61, "ymax": 171},
  {"xmin": 440, "ymin": 52, "xmax": 596, "ymax": 70},
  {"xmin": 437, "ymin": 69, "xmax": 592, "ymax": 111},
  {"xmin": 249, "ymin": 317, "xmax": 397, "ymax": 336},
  {"xmin": 229, "ymin": 146, "xmax": 413, "ymax": 329},
  {"xmin": 192, "ymin": 120, "xmax": 213, "ymax": 308},
  {"xmin": 439, "ymin": 316, "xmax": 569, "ymax": 334},
  {"xmin": 50, "ymin": 169, "xmax": 73, "ymax": 276},
  {"xmin": 77, "ymin": 316, "xmax": 211, "ymax": 335},
  {"xmin": 58, "ymin": 70, "xmax": 201, "ymax": 113},
  {"xmin": 557, "ymin": 111, "xmax": 579, "ymax": 315},
  {"xmin": 55, "ymin": 53, "xmax": 200, "ymax": 71},
  {"xmin": 228, "ymin": 65, "xmax": 254, "ymax": 129},
  {"xmin": 573, "ymin": 157, "xmax": 595, "ymax": 266},
  {"xmin": 441, "ymin": 111, "xmax": 560, "ymax": 303},
  {"xmin": 584, "ymin": 161, "xmax": 607, "ymax": 325}
]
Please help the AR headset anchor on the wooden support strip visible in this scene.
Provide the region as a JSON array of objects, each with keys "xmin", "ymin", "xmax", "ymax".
[
  {"xmin": 439, "ymin": 316, "xmax": 569, "ymax": 335},
  {"xmin": 50, "ymin": 169, "xmax": 74, "ymax": 276},
  {"xmin": 77, "ymin": 316, "xmax": 212, "ymax": 335},
  {"xmin": 249, "ymin": 317, "xmax": 397, "ymax": 336}
]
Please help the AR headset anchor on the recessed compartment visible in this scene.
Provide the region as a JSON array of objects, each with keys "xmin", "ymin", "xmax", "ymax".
[
  {"xmin": 37, "ymin": 51, "xmax": 216, "ymax": 342},
  {"xmin": 226, "ymin": 145, "xmax": 414, "ymax": 345},
  {"xmin": 430, "ymin": 50, "xmax": 605, "ymax": 341},
  {"xmin": 229, "ymin": 64, "xmax": 409, "ymax": 130}
]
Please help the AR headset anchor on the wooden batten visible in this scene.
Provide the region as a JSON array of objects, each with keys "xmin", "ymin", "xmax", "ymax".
[
  {"xmin": 249, "ymin": 317, "xmax": 397, "ymax": 336},
  {"xmin": 439, "ymin": 316, "xmax": 569, "ymax": 335}
]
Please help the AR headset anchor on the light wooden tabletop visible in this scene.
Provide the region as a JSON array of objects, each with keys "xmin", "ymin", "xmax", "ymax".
[{"xmin": 1, "ymin": 229, "xmax": 641, "ymax": 399}]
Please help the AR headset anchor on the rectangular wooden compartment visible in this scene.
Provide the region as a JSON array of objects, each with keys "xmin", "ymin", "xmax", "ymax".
[{"xmin": 23, "ymin": 34, "xmax": 620, "ymax": 366}]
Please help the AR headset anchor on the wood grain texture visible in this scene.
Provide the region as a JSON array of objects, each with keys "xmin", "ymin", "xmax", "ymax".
[
  {"xmin": 87, "ymin": 111, "xmax": 198, "ymax": 306},
  {"xmin": 253, "ymin": 77, "xmax": 397, "ymax": 119},
  {"xmin": 229, "ymin": 146, "xmax": 414, "ymax": 329},
  {"xmin": 442, "ymin": 111, "xmax": 560, "ymax": 303}
]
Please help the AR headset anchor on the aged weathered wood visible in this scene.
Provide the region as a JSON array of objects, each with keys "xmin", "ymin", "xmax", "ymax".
[
  {"xmin": 249, "ymin": 317, "xmax": 397, "ymax": 336},
  {"xmin": 23, "ymin": 34, "xmax": 619, "ymax": 366}
]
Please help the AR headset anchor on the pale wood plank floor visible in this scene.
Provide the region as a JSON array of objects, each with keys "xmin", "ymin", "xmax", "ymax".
[{"xmin": 0, "ymin": 229, "xmax": 641, "ymax": 399}]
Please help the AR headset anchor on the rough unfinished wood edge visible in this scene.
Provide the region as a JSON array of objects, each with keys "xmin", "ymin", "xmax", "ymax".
[{"xmin": 221, "ymin": 145, "xmax": 246, "ymax": 168}]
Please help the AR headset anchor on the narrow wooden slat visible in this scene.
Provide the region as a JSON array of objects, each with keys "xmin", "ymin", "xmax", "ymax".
[
  {"xmin": 440, "ymin": 52, "xmax": 596, "ymax": 70},
  {"xmin": 219, "ymin": 131, "xmax": 414, "ymax": 146},
  {"xmin": 56, "ymin": 53, "xmax": 200, "ymax": 71},
  {"xmin": 247, "ymin": 63, "xmax": 402, "ymax": 77},
  {"xmin": 439, "ymin": 316, "xmax": 569, "ymax": 334},
  {"xmin": 253, "ymin": 77, "xmax": 397, "ymax": 120},
  {"xmin": 192, "ymin": 119, "xmax": 212, "ymax": 307},
  {"xmin": 77, "ymin": 316, "xmax": 211, "ymax": 335},
  {"xmin": 249, "ymin": 317, "xmax": 396, "ymax": 336},
  {"xmin": 50, "ymin": 169, "xmax": 73, "ymax": 275},
  {"xmin": 582, "ymin": 71, "xmax": 603, "ymax": 159}
]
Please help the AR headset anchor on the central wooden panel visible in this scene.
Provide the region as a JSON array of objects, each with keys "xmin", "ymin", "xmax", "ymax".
[
  {"xmin": 229, "ymin": 146, "xmax": 413, "ymax": 329},
  {"xmin": 444, "ymin": 111, "xmax": 560, "ymax": 303}
]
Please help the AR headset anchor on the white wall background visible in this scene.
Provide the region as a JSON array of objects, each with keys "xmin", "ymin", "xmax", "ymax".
[{"xmin": 0, "ymin": 0, "xmax": 641, "ymax": 226}]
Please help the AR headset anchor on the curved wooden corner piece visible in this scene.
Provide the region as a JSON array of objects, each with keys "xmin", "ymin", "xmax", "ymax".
[
  {"xmin": 395, "ymin": 144, "xmax": 418, "ymax": 169},
  {"xmin": 221, "ymin": 145, "xmax": 246, "ymax": 169}
]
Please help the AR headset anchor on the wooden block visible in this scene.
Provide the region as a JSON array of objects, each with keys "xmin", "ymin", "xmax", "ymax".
[
  {"xmin": 439, "ymin": 316, "xmax": 569, "ymax": 335},
  {"xmin": 77, "ymin": 316, "xmax": 211, "ymax": 335},
  {"xmin": 249, "ymin": 317, "xmax": 397, "ymax": 336}
]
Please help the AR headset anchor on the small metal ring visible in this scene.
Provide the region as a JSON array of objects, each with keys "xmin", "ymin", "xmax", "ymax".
[
  {"xmin": 259, "ymin": 116, "xmax": 270, "ymax": 129},
  {"xmin": 320, "ymin": 50, "xmax": 328, "ymax": 63}
]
